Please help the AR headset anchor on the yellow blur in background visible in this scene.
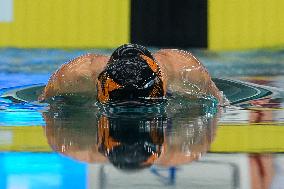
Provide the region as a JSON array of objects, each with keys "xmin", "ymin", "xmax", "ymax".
[
  {"xmin": 0, "ymin": 0, "xmax": 283, "ymax": 50},
  {"xmin": 2, "ymin": 123, "xmax": 284, "ymax": 153},
  {"xmin": 0, "ymin": 0, "xmax": 130, "ymax": 48},
  {"xmin": 208, "ymin": 0, "xmax": 284, "ymax": 50}
]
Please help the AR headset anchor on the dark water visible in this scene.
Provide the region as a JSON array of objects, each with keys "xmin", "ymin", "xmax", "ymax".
[{"xmin": 0, "ymin": 48, "xmax": 284, "ymax": 189}]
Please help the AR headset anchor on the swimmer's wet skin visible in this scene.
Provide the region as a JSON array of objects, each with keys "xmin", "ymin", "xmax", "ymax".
[{"xmin": 39, "ymin": 44, "xmax": 223, "ymax": 105}]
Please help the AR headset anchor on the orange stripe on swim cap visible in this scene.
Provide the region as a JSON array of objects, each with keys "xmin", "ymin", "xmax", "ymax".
[
  {"xmin": 140, "ymin": 55, "xmax": 159, "ymax": 73},
  {"xmin": 97, "ymin": 77, "xmax": 122, "ymax": 103},
  {"xmin": 141, "ymin": 54, "xmax": 167, "ymax": 96},
  {"xmin": 106, "ymin": 77, "xmax": 122, "ymax": 92}
]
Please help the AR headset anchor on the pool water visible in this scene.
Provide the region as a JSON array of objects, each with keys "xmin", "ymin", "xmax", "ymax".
[{"xmin": 0, "ymin": 48, "xmax": 284, "ymax": 189}]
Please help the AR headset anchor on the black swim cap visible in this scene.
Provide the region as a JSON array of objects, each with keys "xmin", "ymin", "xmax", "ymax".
[
  {"xmin": 97, "ymin": 44, "xmax": 165, "ymax": 104},
  {"xmin": 109, "ymin": 44, "xmax": 155, "ymax": 61}
]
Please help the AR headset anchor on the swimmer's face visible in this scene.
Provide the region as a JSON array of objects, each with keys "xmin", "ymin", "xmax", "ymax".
[{"xmin": 97, "ymin": 44, "xmax": 166, "ymax": 104}]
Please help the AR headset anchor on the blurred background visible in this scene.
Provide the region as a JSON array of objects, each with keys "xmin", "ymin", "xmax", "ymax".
[
  {"xmin": 0, "ymin": 0, "xmax": 283, "ymax": 50},
  {"xmin": 0, "ymin": 0, "xmax": 284, "ymax": 189}
]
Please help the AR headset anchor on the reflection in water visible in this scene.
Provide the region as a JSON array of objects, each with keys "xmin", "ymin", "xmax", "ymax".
[
  {"xmin": 1, "ymin": 48, "xmax": 284, "ymax": 188},
  {"xmin": 231, "ymin": 79, "xmax": 283, "ymax": 189},
  {"xmin": 249, "ymin": 154, "xmax": 274, "ymax": 189},
  {"xmin": 247, "ymin": 86, "xmax": 281, "ymax": 189},
  {"xmin": 43, "ymin": 97, "xmax": 219, "ymax": 170}
]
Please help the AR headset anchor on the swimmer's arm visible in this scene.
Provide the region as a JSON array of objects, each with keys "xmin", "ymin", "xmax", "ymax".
[
  {"xmin": 39, "ymin": 54, "xmax": 109, "ymax": 102},
  {"xmin": 154, "ymin": 49, "xmax": 223, "ymax": 104}
]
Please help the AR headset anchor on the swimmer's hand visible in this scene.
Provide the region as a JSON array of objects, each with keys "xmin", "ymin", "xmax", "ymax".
[
  {"xmin": 39, "ymin": 54, "xmax": 109, "ymax": 102},
  {"xmin": 154, "ymin": 49, "xmax": 224, "ymax": 105}
]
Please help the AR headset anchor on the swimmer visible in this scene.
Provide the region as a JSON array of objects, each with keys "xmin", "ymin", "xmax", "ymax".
[{"xmin": 39, "ymin": 44, "xmax": 224, "ymax": 105}]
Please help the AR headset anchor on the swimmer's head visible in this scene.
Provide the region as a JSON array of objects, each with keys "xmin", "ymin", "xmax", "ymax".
[{"xmin": 97, "ymin": 44, "xmax": 166, "ymax": 104}]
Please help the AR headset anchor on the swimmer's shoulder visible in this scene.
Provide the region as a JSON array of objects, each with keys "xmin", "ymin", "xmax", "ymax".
[
  {"xmin": 154, "ymin": 49, "xmax": 203, "ymax": 71},
  {"xmin": 39, "ymin": 53, "xmax": 109, "ymax": 102},
  {"xmin": 67, "ymin": 53, "xmax": 109, "ymax": 71},
  {"xmin": 154, "ymin": 49, "xmax": 223, "ymax": 104},
  {"xmin": 49, "ymin": 53, "xmax": 109, "ymax": 82}
]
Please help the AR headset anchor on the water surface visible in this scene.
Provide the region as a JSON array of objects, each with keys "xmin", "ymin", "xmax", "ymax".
[{"xmin": 0, "ymin": 48, "xmax": 284, "ymax": 189}]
